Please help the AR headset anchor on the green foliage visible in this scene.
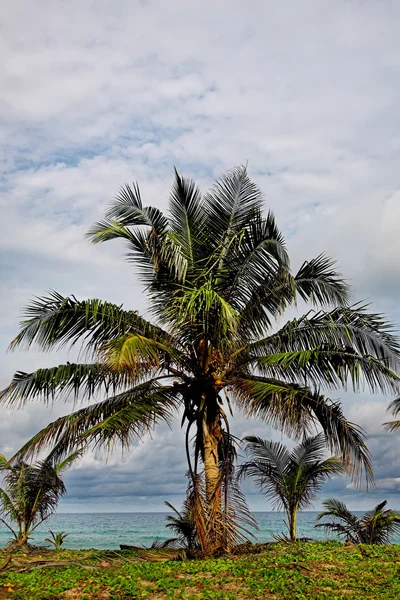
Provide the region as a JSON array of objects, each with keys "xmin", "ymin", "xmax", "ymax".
[
  {"xmin": 316, "ymin": 499, "xmax": 400, "ymax": 544},
  {"xmin": 164, "ymin": 499, "xmax": 198, "ymax": 551},
  {"xmin": 239, "ymin": 433, "xmax": 345, "ymax": 541},
  {"xmin": 0, "ymin": 452, "xmax": 80, "ymax": 547},
  {"xmin": 44, "ymin": 530, "xmax": 68, "ymax": 550},
  {"xmin": 2, "ymin": 543, "xmax": 400, "ymax": 599}
]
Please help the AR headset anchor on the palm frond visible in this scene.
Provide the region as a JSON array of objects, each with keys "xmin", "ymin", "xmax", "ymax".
[
  {"xmin": 12, "ymin": 381, "xmax": 180, "ymax": 463},
  {"xmin": 168, "ymin": 168, "xmax": 204, "ymax": 272},
  {"xmin": 382, "ymin": 395, "xmax": 400, "ymax": 432},
  {"xmin": 223, "ymin": 211, "xmax": 290, "ymax": 307},
  {"xmin": 0, "ymin": 363, "xmax": 123, "ymax": 407},
  {"xmin": 52, "ymin": 450, "xmax": 83, "ymax": 474},
  {"xmin": 234, "ymin": 375, "xmax": 372, "ymax": 486},
  {"xmin": 246, "ymin": 305, "xmax": 400, "ymax": 373},
  {"xmin": 254, "ymin": 347, "xmax": 400, "ymax": 395},
  {"xmin": 203, "ymin": 166, "xmax": 264, "ymax": 244},
  {"xmin": 99, "ymin": 333, "xmax": 182, "ymax": 375},
  {"xmin": 294, "ymin": 254, "xmax": 350, "ymax": 307},
  {"xmin": 9, "ymin": 292, "xmax": 170, "ymax": 354},
  {"xmin": 88, "ymin": 182, "xmax": 168, "ymax": 235}
]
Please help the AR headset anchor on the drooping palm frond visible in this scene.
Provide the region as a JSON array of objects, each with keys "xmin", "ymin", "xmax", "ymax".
[
  {"xmin": 12, "ymin": 381, "xmax": 180, "ymax": 464},
  {"xmin": 183, "ymin": 466, "xmax": 257, "ymax": 555},
  {"xmin": 254, "ymin": 348, "xmax": 399, "ymax": 395},
  {"xmin": 99, "ymin": 333, "xmax": 184, "ymax": 375},
  {"xmin": 315, "ymin": 499, "xmax": 400, "ymax": 544},
  {"xmin": 294, "ymin": 254, "xmax": 350, "ymax": 308},
  {"xmin": 234, "ymin": 376, "xmax": 371, "ymax": 485}
]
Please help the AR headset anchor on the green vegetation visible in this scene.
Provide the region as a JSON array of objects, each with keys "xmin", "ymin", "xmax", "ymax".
[
  {"xmin": 0, "ymin": 453, "xmax": 79, "ymax": 549},
  {"xmin": 239, "ymin": 433, "xmax": 346, "ymax": 541},
  {"xmin": 2, "ymin": 166, "xmax": 400, "ymax": 555},
  {"xmin": 44, "ymin": 531, "xmax": 69, "ymax": 550},
  {"xmin": 1, "ymin": 542, "xmax": 400, "ymax": 599},
  {"xmin": 316, "ymin": 499, "xmax": 400, "ymax": 544},
  {"xmin": 164, "ymin": 497, "xmax": 198, "ymax": 552}
]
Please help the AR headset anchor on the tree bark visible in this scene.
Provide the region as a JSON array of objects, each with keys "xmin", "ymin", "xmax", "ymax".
[
  {"xmin": 289, "ymin": 507, "xmax": 297, "ymax": 542},
  {"xmin": 201, "ymin": 402, "xmax": 225, "ymax": 553}
]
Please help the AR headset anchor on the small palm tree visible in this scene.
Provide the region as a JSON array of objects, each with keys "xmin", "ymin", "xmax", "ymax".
[
  {"xmin": 0, "ymin": 452, "xmax": 79, "ymax": 548},
  {"xmin": 165, "ymin": 499, "xmax": 198, "ymax": 551},
  {"xmin": 239, "ymin": 433, "xmax": 346, "ymax": 541},
  {"xmin": 315, "ymin": 499, "xmax": 400, "ymax": 544},
  {"xmin": 45, "ymin": 530, "xmax": 68, "ymax": 550}
]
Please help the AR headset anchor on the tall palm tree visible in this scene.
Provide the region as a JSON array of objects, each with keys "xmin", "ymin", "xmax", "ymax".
[
  {"xmin": 0, "ymin": 452, "xmax": 79, "ymax": 548},
  {"xmin": 1, "ymin": 166, "xmax": 400, "ymax": 553},
  {"xmin": 238, "ymin": 433, "xmax": 345, "ymax": 541},
  {"xmin": 315, "ymin": 499, "xmax": 400, "ymax": 544}
]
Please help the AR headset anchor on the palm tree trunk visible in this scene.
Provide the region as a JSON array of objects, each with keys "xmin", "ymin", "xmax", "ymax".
[
  {"xmin": 202, "ymin": 417, "xmax": 221, "ymax": 502},
  {"xmin": 201, "ymin": 403, "xmax": 225, "ymax": 553},
  {"xmin": 289, "ymin": 507, "xmax": 297, "ymax": 542}
]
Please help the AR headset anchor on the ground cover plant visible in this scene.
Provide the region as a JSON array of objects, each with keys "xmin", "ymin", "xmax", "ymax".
[
  {"xmin": 1, "ymin": 542, "xmax": 400, "ymax": 599},
  {"xmin": 2, "ymin": 166, "xmax": 400, "ymax": 555}
]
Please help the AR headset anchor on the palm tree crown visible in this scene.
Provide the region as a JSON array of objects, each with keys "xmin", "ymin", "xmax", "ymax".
[
  {"xmin": 239, "ymin": 433, "xmax": 346, "ymax": 541},
  {"xmin": 1, "ymin": 166, "xmax": 400, "ymax": 553}
]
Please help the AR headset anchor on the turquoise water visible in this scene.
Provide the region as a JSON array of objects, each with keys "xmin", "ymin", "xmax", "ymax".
[{"xmin": 0, "ymin": 512, "xmax": 376, "ymax": 549}]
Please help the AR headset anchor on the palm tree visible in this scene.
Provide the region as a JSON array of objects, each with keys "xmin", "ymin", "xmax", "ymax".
[
  {"xmin": 238, "ymin": 433, "xmax": 345, "ymax": 541},
  {"xmin": 164, "ymin": 498, "xmax": 198, "ymax": 551},
  {"xmin": 1, "ymin": 166, "xmax": 400, "ymax": 554},
  {"xmin": 315, "ymin": 499, "xmax": 400, "ymax": 544},
  {"xmin": 0, "ymin": 453, "xmax": 79, "ymax": 548}
]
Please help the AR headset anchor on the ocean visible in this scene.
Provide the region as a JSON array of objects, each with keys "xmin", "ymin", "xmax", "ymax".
[{"xmin": 0, "ymin": 511, "xmax": 380, "ymax": 549}]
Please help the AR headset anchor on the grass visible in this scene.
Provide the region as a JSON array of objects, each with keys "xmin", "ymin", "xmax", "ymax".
[{"xmin": 0, "ymin": 541, "xmax": 399, "ymax": 599}]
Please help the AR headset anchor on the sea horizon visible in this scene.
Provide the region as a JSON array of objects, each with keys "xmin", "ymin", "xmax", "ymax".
[{"xmin": 1, "ymin": 510, "xmax": 394, "ymax": 550}]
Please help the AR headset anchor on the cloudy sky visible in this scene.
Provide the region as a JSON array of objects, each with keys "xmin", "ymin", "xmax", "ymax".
[{"xmin": 1, "ymin": 0, "xmax": 400, "ymax": 513}]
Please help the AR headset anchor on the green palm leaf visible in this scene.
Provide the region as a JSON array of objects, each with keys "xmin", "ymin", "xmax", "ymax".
[
  {"xmin": 234, "ymin": 375, "xmax": 372, "ymax": 485},
  {"xmin": 9, "ymin": 292, "xmax": 170, "ymax": 354},
  {"xmin": 13, "ymin": 380, "xmax": 179, "ymax": 463},
  {"xmin": 0, "ymin": 364, "xmax": 119, "ymax": 407}
]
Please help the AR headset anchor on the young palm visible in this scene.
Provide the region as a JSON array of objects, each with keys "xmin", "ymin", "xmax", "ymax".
[
  {"xmin": 0, "ymin": 452, "xmax": 79, "ymax": 548},
  {"xmin": 2, "ymin": 166, "xmax": 400, "ymax": 554},
  {"xmin": 164, "ymin": 498, "xmax": 198, "ymax": 551},
  {"xmin": 239, "ymin": 433, "xmax": 345, "ymax": 541},
  {"xmin": 315, "ymin": 499, "xmax": 400, "ymax": 544}
]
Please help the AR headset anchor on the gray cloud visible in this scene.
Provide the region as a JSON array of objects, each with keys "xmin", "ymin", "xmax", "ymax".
[{"xmin": 1, "ymin": 0, "xmax": 400, "ymax": 513}]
